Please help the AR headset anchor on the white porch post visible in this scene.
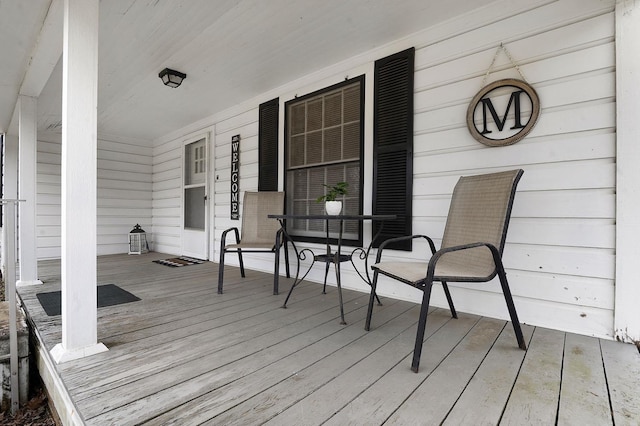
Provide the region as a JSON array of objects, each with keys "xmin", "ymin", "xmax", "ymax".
[
  {"xmin": 51, "ymin": 0, "xmax": 107, "ymax": 363},
  {"xmin": 17, "ymin": 95, "xmax": 42, "ymax": 286},
  {"xmin": 1, "ymin": 133, "xmax": 19, "ymax": 277},
  {"xmin": 614, "ymin": 0, "xmax": 640, "ymax": 344}
]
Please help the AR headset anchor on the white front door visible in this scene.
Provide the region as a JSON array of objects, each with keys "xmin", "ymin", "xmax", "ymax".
[{"xmin": 182, "ymin": 136, "xmax": 208, "ymax": 259}]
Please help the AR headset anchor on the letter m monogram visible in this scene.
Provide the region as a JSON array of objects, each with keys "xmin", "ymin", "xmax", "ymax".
[{"xmin": 479, "ymin": 90, "xmax": 526, "ymax": 135}]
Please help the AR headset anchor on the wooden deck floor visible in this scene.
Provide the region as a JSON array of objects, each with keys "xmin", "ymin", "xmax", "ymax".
[{"xmin": 16, "ymin": 253, "xmax": 640, "ymax": 425}]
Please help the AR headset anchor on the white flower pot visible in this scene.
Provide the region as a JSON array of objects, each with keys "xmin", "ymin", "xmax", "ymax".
[{"xmin": 325, "ymin": 201, "xmax": 342, "ymax": 215}]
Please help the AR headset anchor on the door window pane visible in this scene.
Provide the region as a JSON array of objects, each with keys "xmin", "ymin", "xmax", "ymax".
[
  {"xmin": 185, "ymin": 139, "xmax": 206, "ymax": 186},
  {"xmin": 184, "ymin": 186, "xmax": 205, "ymax": 229}
]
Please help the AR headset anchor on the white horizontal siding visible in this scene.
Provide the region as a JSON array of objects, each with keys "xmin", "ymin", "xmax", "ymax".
[
  {"xmin": 151, "ymin": 137, "xmax": 183, "ymax": 255},
  {"xmin": 211, "ymin": 111, "xmax": 260, "ymax": 267},
  {"xmin": 37, "ymin": 136, "xmax": 153, "ymax": 259},
  {"xmin": 402, "ymin": 2, "xmax": 615, "ymax": 338},
  {"xmin": 153, "ymin": 0, "xmax": 616, "ymax": 338}
]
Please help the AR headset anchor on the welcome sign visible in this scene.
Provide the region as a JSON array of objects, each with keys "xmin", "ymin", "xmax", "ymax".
[
  {"xmin": 466, "ymin": 78, "xmax": 540, "ymax": 147},
  {"xmin": 230, "ymin": 135, "xmax": 240, "ymax": 220}
]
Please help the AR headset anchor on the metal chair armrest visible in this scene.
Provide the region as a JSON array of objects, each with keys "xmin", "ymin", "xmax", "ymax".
[
  {"xmin": 221, "ymin": 227, "xmax": 241, "ymax": 247},
  {"xmin": 426, "ymin": 241, "xmax": 500, "ymax": 280},
  {"xmin": 375, "ymin": 235, "xmax": 436, "ymax": 263}
]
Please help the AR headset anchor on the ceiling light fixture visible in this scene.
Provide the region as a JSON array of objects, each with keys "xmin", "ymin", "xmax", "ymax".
[{"xmin": 158, "ymin": 68, "xmax": 186, "ymax": 88}]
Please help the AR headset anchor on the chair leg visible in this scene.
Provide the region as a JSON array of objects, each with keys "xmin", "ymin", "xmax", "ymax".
[
  {"xmin": 237, "ymin": 249, "xmax": 245, "ymax": 278},
  {"xmin": 273, "ymin": 247, "xmax": 280, "ymax": 295},
  {"xmin": 218, "ymin": 249, "xmax": 226, "ymax": 294},
  {"xmin": 365, "ymin": 270, "xmax": 379, "ymax": 331},
  {"xmin": 441, "ymin": 281, "xmax": 458, "ymax": 319},
  {"xmin": 411, "ymin": 282, "xmax": 433, "ymax": 373},
  {"xmin": 284, "ymin": 239, "xmax": 291, "ymax": 278},
  {"xmin": 496, "ymin": 264, "xmax": 527, "ymax": 351}
]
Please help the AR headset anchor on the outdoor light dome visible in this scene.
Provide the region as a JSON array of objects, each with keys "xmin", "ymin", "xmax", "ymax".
[{"xmin": 158, "ymin": 68, "xmax": 186, "ymax": 88}]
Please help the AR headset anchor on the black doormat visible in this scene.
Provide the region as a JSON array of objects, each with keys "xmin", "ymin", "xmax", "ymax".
[
  {"xmin": 152, "ymin": 256, "xmax": 204, "ymax": 267},
  {"xmin": 36, "ymin": 284, "xmax": 141, "ymax": 317}
]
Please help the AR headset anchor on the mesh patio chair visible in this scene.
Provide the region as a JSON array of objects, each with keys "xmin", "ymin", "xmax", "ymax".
[
  {"xmin": 218, "ymin": 191, "xmax": 289, "ymax": 294},
  {"xmin": 366, "ymin": 169, "xmax": 527, "ymax": 372}
]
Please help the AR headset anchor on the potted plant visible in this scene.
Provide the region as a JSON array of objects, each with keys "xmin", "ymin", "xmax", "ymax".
[{"xmin": 316, "ymin": 181, "xmax": 349, "ymax": 215}]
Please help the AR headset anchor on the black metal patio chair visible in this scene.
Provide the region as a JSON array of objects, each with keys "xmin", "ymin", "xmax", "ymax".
[
  {"xmin": 218, "ymin": 191, "xmax": 289, "ymax": 294},
  {"xmin": 365, "ymin": 169, "xmax": 527, "ymax": 372}
]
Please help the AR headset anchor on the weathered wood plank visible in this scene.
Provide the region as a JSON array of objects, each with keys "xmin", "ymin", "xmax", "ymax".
[
  {"xmin": 256, "ymin": 308, "xmax": 454, "ymax": 426},
  {"xmin": 16, "ymin": 253, "xmax": 630, "ymax": 426},
  {"xmin": 558, "ymin": 333, "xmax": 611, "ymax": 425},
  {"xmin": 442, "ymin": 324, "xmax": 534, "ymax": 425},
  {"xmin": 88, "ymin": 295, "xmax": 412, "ymax": 425},
  {"xmin": 385, "ymin": 317, "xmax": 506, "ymax": 425},
  {"xmin": 76, "ymin": 286, "xmax": 372, "ymax": 417},
  {"xmin": 600, "ymin": 339, "xmax": 640, "ymax": 425},
  {"xmin": 500, "ymin": 327, "xmax": 565, "ymax": 425},
  {"xmin": 67, "ymin": 284, "xmax": 328, "ymax": 393},
  {"xmin": 210, "ymin": 304, "xmax": 430, "ymax": 425},
  {"xmin": 324, "ymin": 312, "xmax": 481, "ymax": 426}
]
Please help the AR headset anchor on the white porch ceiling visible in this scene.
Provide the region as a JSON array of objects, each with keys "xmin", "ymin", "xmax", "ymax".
[{"xmin": 0, "ymin": 0, "xmax": 497, "ymax": 142}]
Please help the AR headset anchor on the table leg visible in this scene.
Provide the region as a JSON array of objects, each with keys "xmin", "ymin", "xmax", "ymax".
[
  {"xmin": 278, "ymin": 219, "xmax": 316, "ymax": 309},
  {"xmin": 335, "ymin": 219, "xmax": 347, "ymax": 324},
  {"xmin": 282, "ymin": 247, "xmax": 316, "ymax": 308},
  {"xmin": 349, "ymin": 219, "xmax": 392, "ymax": 306},
  {"xmin": 335, "ymin": 254, "xmax": 346, "ymax": 325}
]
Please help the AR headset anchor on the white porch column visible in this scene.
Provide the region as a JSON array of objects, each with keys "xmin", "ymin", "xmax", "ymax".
[
  {"xmin": 614, "ymin": 0, "xmax": 640, "ymax": 343},
  {"xmin": 51, "ymin": 0, "xmax": 107, "ymax": 363},
  {"xmin": 17, "ymin": 96, "xmax": 42, "ymax": 286},
  {"xmin": 1, "ymin": 133, "xmax": 19, "ymax": 277}
]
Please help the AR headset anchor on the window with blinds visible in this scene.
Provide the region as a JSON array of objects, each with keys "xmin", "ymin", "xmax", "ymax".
[{"xmin": 285, "ymin": 77, "xmax": 364, "ymax": 243}]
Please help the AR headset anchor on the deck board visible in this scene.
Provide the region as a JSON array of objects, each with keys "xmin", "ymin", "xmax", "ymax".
[
  {"xmin": 385, "ymin": 317, "xmax": 507, "ymax": 424},
  {"xmin": 558, "ymin": 333, "xmax": 612, "ymax": 425},
  {"xmin": 601, "ymin": 339, "xmax": 640, "ymax": 425},
  {"xmin": 324, "ymin": 312, "xmax": 480, "ymax": 426},
  {"xmin": 139, "ymin": 296, "xmax": 411, "ymax": 425},
  {"xmin": 72, "ymin": 285, "xmax": 333, "ymax": 407},
  {"xmin": 219, "ymin": 305, "xmax": 428, "ymax": 426},
  {"xmin": 500, "ymin": 327, "xmax": 565, "ymax": 425},
  {"xmin": 442, "ymin": 324, "xmax": 535, "ymax": 425},
  {"xmin": 16, "ymin": 253, "xmax": 640, "ymax": 425},
  {"xmin": 79, "ymin": 289, "xmax": 376, "ymax": 421}
]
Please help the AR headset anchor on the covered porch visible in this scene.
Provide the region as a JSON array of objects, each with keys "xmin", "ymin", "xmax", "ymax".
[{"xmin": 16, "ymin": 253, "xmax": 640, "ymax": 425}]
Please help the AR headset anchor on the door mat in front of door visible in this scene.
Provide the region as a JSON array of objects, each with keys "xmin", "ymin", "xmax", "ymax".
[
  {"xmin": 152, "ymin": 256, "xmax": 205, "ymax": 267},
  {"xmin": 36, "ymin": 284, "xmax": 141, "ymax": 317}
]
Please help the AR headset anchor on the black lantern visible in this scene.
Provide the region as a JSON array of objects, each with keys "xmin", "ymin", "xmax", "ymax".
[
  {"xmin": 158, "ymin": 68, "xmax": 186, "ymax": 88},
  {"xmin": 128, "ymin": 224, "xmax": 149, "ymax": 255}
]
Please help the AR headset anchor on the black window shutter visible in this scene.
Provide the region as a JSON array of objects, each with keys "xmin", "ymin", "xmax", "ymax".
[
  {"xmin": 373, "ymin": 48, "xmax": 414, "ymax": 250},
  {"xmin": 258, "ymin": 98, "xmax": 279, "ymax": 191}
]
